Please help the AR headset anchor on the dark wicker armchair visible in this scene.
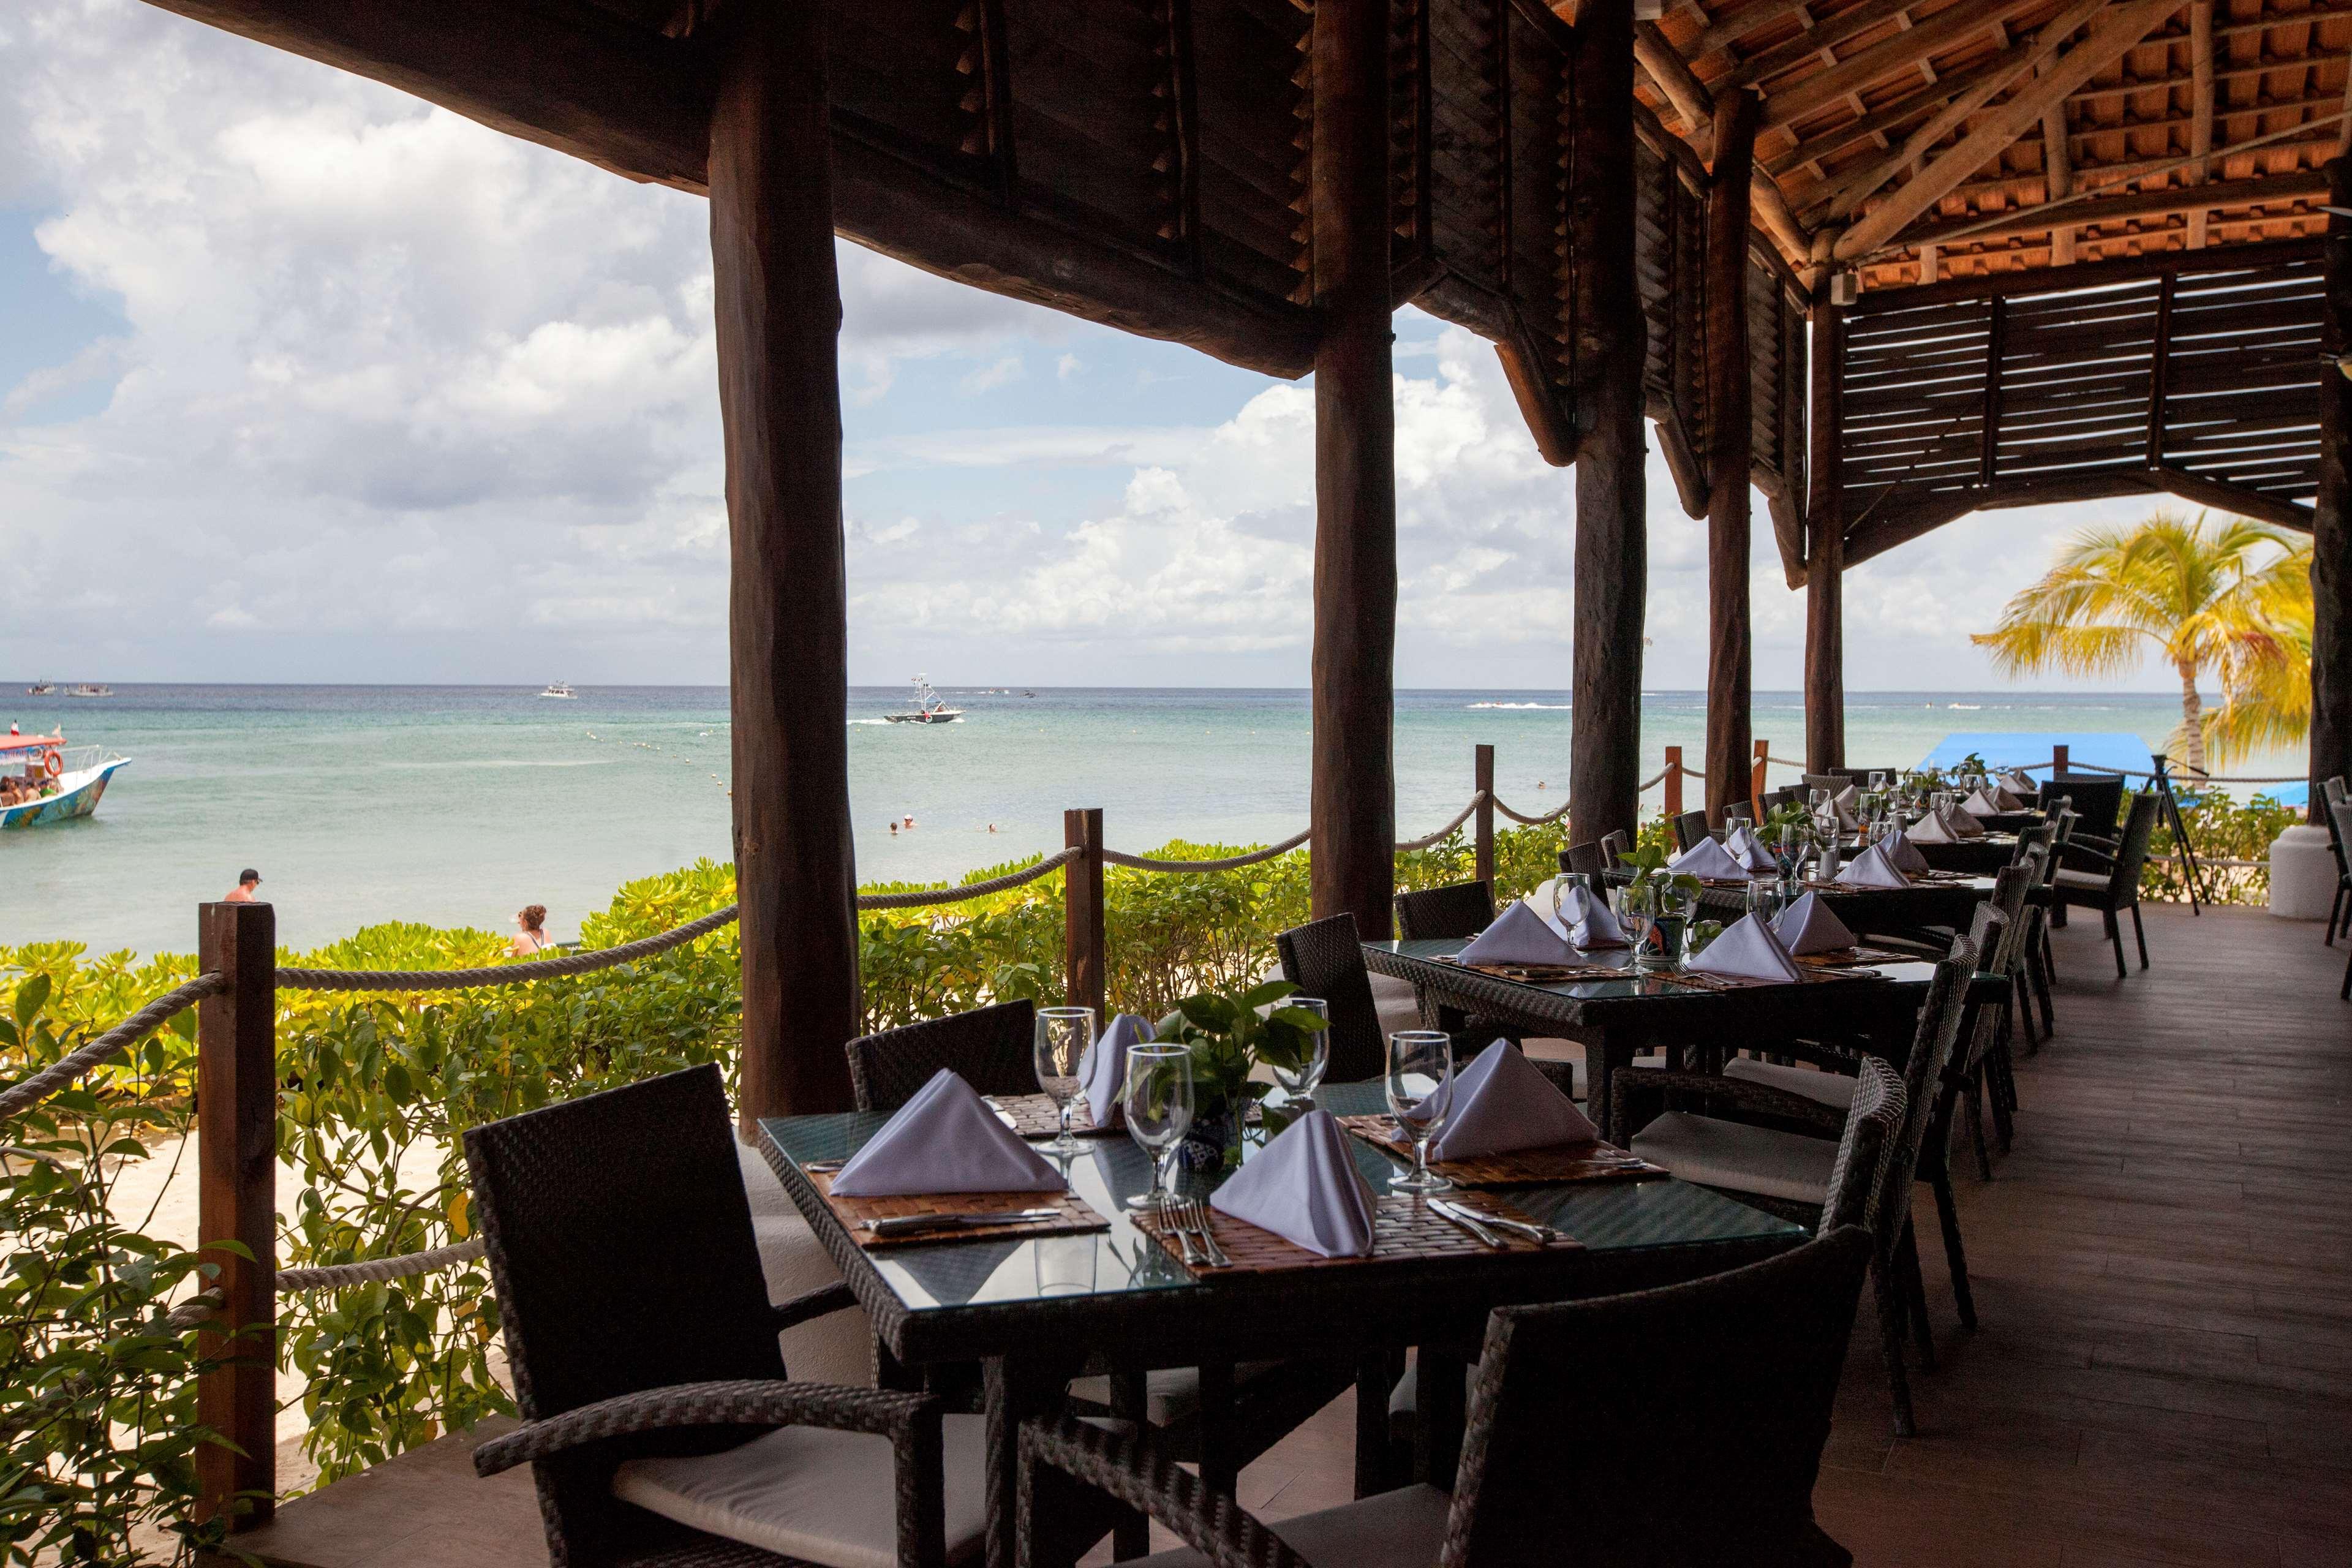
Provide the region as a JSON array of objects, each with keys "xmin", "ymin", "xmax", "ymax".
[
  {"xmin": 1391, "ymin": 879, "xmax": 1496, "ymax": 941},
  {"xmin": 1274, "ymin": 914, "xmax": 1390, "ymax": 1085},
  {"xmin": 2051, "ymin": 792, "xmax": 2158, "ymax": 978},
  {"xmin": 1672, "ymin": 809, "xmax": 1711, "ymax": 853},
  {"xmin": 1559, "ymin": 840, "xmax": 1609, "ymax": 878},
  {"xmin": 462, "ymin": 1063, "xmax": 981, "ymax": 1568},
  {"xmin": 2322, "ymin": 777, "xmax": 2348, "ymax": 948},
  {"xmin": 847, "ymin": 998, "xmax": 1038, "ymax": 1112},
  {"xmin": 1619, "ymin": 940, "xmax": 1978, "ymax": 1436},
  {"xmin": 1020, "ymin": 1229, "xmax": 1874, "ymax": 1568}
]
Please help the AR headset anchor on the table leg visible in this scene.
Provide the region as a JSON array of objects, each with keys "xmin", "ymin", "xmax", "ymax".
[
  {"xmin": 1194, "ymin": 1362, "xmax": 1238, "ymax": 1496},
  {"xmin": 985, "ymin": 1351, "xmax": 1084, "ymax": 1568},
  {"xmin": 1107, "ymin": 1369, "xmax": 1150, "ymax": 1559},
  {"xmin": 1589, "ymin": 1034, "xmax": 1628, "ymax": 1142},
  {"xmin": 1353, "ymin": 1351, "xmax": 1394, "ymax": 1498},
  {"xmin": 1411, "ymin": 1345, "xmax": 1468, "ymax": 1491}
]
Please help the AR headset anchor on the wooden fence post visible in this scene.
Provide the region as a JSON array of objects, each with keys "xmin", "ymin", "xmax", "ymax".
[
  {"xmin": 1752, "ymin": 737, "xmax": 1770, "ymax": 818},
  {"xmin": 1473, "ymin": 745, "xmax": 1495, "ymax": 888},
  {"xmin": 1063, "ymin": 809, "xmax": 1106, "ymax": 1020},
  {"xmin": 2053, "ymin": 744, "xmax": 2070, "ymax": 780},
  {"xmin": 196, "ymin": 899, "xmax": 276, "ymax": 1531},
  {"xmin": 1664, "ymin": 745, "xmax": 1684, "ymax": 819}
]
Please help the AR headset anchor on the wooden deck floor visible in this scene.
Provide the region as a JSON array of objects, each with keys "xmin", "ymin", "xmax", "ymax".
[{"xmin": 238, "ymin": 902, "xmax": 2352, "ymax": 1567}]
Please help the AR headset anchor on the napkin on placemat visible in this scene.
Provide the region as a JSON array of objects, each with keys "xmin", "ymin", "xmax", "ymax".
[
  {"xmin": 1457, "ymin": 899, "xmax": 1577, "ymax": 966},
  {"xmin": 1684, "ymin": 913, "xmax": 1803, "ymax": 984},
  {"xmin": 1722, "ymin": 824, "xmax": 1777, "ymax": 873},
  {"xmin": 1831, "ymin": 784, "xmax": 1862, "ymax": 830},
  {"xmin": 1558, "ymin": 882, "xmax": 1627, "ymax": 948},
  {"xmin": 1427, "ymin": 1041, "xmax": 1599, "ymax": 1161},
  {"xmin": 1835, "ymin": 841, "xmax": 1913, "ymax": 889},
  {"xmin": 829, "ymin": 1069, "xmax": 1068, "ymax": 1197},
  {"xmin": 1959, "ymin": 788, "xmax": 2005, "ymax": 820},
  {"xmin": 1991, "ymin": 785, "xmax": 2027, "ymax": 811},
  {"xmin": 1907, "ymin": 811, "xmax": 1959, "ymax": 844},
  {"xmin": 1077, "ymin": 1013, "xmax": 1153, "ymax": 1130},
  {"xmin": 2000, "ymin": 771, "xmax": 2039, "ymax": 797},
  {"xmin": 1210, "ymin": 1109, "xmax": 1377, "ymax": 1259},
  {"xmin": 1942, "ymin": 803, "xmax": 1987, "ymax": 838},
  {"xmin": 1885, "ymin": 832, "xmax": 1931, "ymax": 876},
  {"xmin": 1668, "ymin": 835, "xmax": 1748, "ymax": 880},
  {"xmin": 1773, "ymin": 891, "xmax": 1857, "ymax": 956}
]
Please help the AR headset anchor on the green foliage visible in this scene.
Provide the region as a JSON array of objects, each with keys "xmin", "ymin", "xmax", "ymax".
[
  {"xmin": 2135, "ymin": 788, "xmax": 2300, "ymax": 907},
  {"xmin": 1148, "ymin": 979, "xmax": 1327, "ymax": 1123}
]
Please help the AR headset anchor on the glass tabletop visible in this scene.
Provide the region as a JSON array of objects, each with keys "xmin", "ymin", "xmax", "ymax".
[
  {"xmin": 759, "ymin": 1079, "xmax": 1801, "ymax": 1313},
  {"xmin": 1368, "ymin": 937, "xmax": 1949, "ymax": 998}
]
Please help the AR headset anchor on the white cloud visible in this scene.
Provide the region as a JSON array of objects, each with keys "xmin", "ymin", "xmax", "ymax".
[
  {"xmin": 959, "ymin": 355, "xmax": 1024, "ymax": 394},
  {"xmin": 1056, "ymin": 353, "xmax": 1082, "ymax": 380}
]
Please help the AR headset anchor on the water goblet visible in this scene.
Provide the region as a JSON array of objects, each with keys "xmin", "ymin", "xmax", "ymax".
[
  {"xmin": 1808, "ymin": 786, "xmax": 1832, "ymax": 819},
  {"xmin": 1033, "ymin": 1006, "xmax": 1095, "ymax": 1155},
  {"xmin": 1385, "ymin": 1030, "xmax": 1455, "ymax": 1193},
  {"xmin": 1121, "ymin": 1044, "xmax": 1193, "ymax": 1212},
  {"xmin": 1267, "ymin": 995, "xmax": 1331, "ymax": 1107},
  {"xmin": 1869, "ymin": 771, "xmax": 1890, "ymax": 794},
  {"xmin": 1746, "ymin": 876, "xmax": 1783, "ymax": 923}
]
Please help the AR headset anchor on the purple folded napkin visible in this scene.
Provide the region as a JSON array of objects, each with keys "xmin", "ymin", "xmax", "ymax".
[
  {"xmin": 1210, "ymin": 1109, "xmax": 1377, "ymax": 1258},
  {"xmin": 1457, "ymin": 899, "xmax": 1577, "ymax": 966},
  {"xmin": 1077, "ymin": 1013, "xmax": 1153, "ymax": 1130},
  {"xmin": 1906, "ymin": 812, "xmax": 1960, "ymax": 845},
  {"xmin": 1831, "ymin": 785, "xmax": 1861, "ymax": 831},
  {"xmin": 2000, "ymin": 771, "xmax": 2039, "ymax": 798},
  {"xmin": 1834, "ymin": 841, "xmax": 1913, "ymax": 889},
  {"xmin": 829, "ymin": 1069, "xmax": 1067, "ymax": 1197},
  {"xmin": 1942, "ymin": 802, "xmax": 1988, "ymax": 839},
  {"xmin": 1722, "ymin": 825, "xmax": 1777, "ymax": 874},
  {"xmin": 1991, "ymin": 785, "xmax": 2027, "ymax": 811},
  {"xmin": 1668, "ymin": 836, "xmax": 1747, "ymax": 880},
  {"xmin": 1685, "ymin": 913, "xmax": 1803, "ymax": 983},
  {"xmin": 1772, "ymin": 891, "xmax": 1857, "ymax": 956},
  {"xmin": 1558, "ymin": 882, "xmax": 1627, "ymax": 949},
  {"xmin": 1959, "ymin": 788, "xmax": 2005, "ymax": 820},
  {"xmin": 1885, "ymin": 833, "xmax": 1931, "ymax": 876},
  {"xmin": 1427, "ymin": 1041, "xmax": 1599, "ymax": 1161}
]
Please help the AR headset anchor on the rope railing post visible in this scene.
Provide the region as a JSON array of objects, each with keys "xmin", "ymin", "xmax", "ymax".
[
  {"xmin": 195, "ymin": 899, "xmax": 276, "ymax": 1531},
  {"xmin": 1664, "ymin": 746, "xmax": 1685, "ymax": 818},
  {"xmin": 1751, "ymin": 737, "xmax": 1769, "ymax": 820},
  {"xmin": 1473, "ymin": 745, "xmax": 1495, "ymax": 887},
  {"xmin": 1063, "ymin": 808, "xmax": 1107, "ymax": 1021},
  {"xmin": 2054, "ymin": 743, "xmax": 2070, "ymax": 777}
]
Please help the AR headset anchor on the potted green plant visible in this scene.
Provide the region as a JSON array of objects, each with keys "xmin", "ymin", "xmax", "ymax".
[{"xmin": 1152, "ymin": 979, "xmax": 1331, "ymax": 1171}]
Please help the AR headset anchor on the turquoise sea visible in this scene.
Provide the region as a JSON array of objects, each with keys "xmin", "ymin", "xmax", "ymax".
[{"xmin": 0, "ymin": 684, "xmax": 2289, "ymax": 957}]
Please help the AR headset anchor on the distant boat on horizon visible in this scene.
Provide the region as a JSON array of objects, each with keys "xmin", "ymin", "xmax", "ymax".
[
  {"xmin": 26, "ymin": 679, "xmax": 55, "ymax": 695},
  {"xmin": 884, "ymin": 675, "xmax": 962, "ymax": 725},
  {"xmin": 538, "ymin": 681, "xmax": 578, "ymax": 699},
  {"xmin": 67, "ymin": 683, "xmax": 113, "ymax": 698}
]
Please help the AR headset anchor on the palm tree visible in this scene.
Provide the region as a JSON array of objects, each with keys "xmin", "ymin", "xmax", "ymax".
[{"xmin": 1972, "ymin": 510, "xmax": 2312, "ymax": 775}]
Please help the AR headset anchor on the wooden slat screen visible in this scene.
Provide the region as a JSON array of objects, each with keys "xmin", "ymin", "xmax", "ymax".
[
  {"xmin": 1635, "ymin": 135, "xmax": 1709, "ymax": 477},
  {"xmin": 2159, "ymin": 259, "xmax": 2327, "ymax": 510}
]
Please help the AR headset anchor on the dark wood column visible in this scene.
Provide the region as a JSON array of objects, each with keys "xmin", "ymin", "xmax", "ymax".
[
  {"xmin": 2315, "ymin": 156, "xmax": 2352, "ymax": 819},
  {"xmin": 1569, "ymin": 0, "xmax": 1648, "ymax": 850},
  {"xmin": 710, "ymin": 4, "xmax": 861, "ymax": 1126},
  {"xmin": 1805, "ymin": 292, "xmax": 1849, "ymax": 774},
  {"xmin": 1309, "ymin": 0, "xmax": 1398, "ymax": 938},
  {"xmin": 1703, "ymin": 87, "xmax": 1759, "ymax": 825}
]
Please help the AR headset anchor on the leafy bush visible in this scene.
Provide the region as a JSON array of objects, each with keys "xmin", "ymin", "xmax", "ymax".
[{"xmin": 2135, "ymin": 789, "xmax": 2299, "ymax": 906}]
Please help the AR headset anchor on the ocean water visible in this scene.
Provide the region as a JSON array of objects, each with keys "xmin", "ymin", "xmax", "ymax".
[{"xmin": 0, "ymin": 684, "xmax": 2284, "ymax": 957}]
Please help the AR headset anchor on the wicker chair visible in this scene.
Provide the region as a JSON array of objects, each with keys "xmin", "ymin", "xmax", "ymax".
[
  {"xmin": 1617, "ymin": 940, "xmax": 1979, "ymax": 1436},
  {"xmin": 1019, "ymin": 1229, "xmax": 1875, "ymax": 1568},
  {"xmin": 2323, "ymin": 777, "xmax": 2348, "ymax": 947},
  {"xmin": 2041, "ymin": 774, "xmax": 2124, "ymax": 856},
  {"xmin": 1559, "ymin": 840, "xmax": 1609, "ymax": 878},
  {"xmin": 1672, "ymin": 809, "xmax": 1711, "ymax": 853},
  {"xmin": 2051, "ymin": 793, "xmax": 2159, "ymax": 978},
  {"xmin": 463, "ymin": 1063, "xmax": 984, "ymax": 1568},
  {"xmin": 1599, "ymin": 828, "xmax": 1630, "ymax": 866},
  {"xmin": 2332, "ymin": 797, "xmax": 2352, "ymax": 999},
  {"xmin": 2020, "ymin": 802, "xmax": 2076, "ymax": 1038},
  {"xmin": 1391, "ymin": 880, "xmax": 1498, "ymax": 942},
  {"xmin": 846, "ymin": 999, "xmax": 1036, "ymax": 1112}
]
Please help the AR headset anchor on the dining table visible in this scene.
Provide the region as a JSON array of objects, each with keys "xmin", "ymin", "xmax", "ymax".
[
  {"xmin": 1364, "ymin": 937, "xmax": 2007, "ymax": 1141},
  {"xmin": 1606, "ymin": 864, "xmax": 1999, "ymax": 943},
  {"xmin": 760, "ymin": 1079, "xmax": 1806, "ymax": 1568},
  {"xmin": 1881, "ymin": 830, "xmax": 2021, "ymax": 876}
]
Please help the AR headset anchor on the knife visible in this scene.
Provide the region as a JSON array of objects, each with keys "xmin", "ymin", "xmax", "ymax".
[
  {"xmin": 1433, "ymin": 1198, "xmax": 1557, "ymax": 1246},
  {"xmin": 864, "ymin": 1208, "xmax": 1064, "ymax": 1238},
  {"xmin": 1427, "ymin": 1200, "xmax": 1507, "ymax": 1250}
]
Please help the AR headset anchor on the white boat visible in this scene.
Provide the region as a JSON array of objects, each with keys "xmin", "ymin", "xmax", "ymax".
[
  {"xmin": 26, "ymin": 679, "xmax": 55, "ymax": 695},
  {"xmin": 538, "ymin": 681, "xmax": 578, "ymax": 699},
  {"xmin": 1, "ymin": 734, "xmax": 129, "ymax": 829},
  {"xmin": 67, "ymin": 682, "xmax": 113, "ymax": 698},
  {"xmin": 884, "ymin": 675, "xmax": 963, "ymax": 725}
]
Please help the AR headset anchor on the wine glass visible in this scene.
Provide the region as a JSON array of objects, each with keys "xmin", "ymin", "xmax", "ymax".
[
  {"xmin": 1034, "ymin": 1006, "xmax": 1095, "ymax": 1154},
  {"xmin": 1385, "ymin": 1030, "xmax": 1455, "ymax": 1193},
  {"xmin": 1121, "ymin": 1044, "xmax": 1193, "ymax": 1212},
  {"xmin": 1869, "ymin": 771, "xmax": 1890, "ymax": 794},
  {"xmin": 1807, "ymin": 786, "xmax": 1831, "ymax": 818},
  {"xmin": 1267, "ymin": 996, "xmax": 1331, "ymax": 1107}
]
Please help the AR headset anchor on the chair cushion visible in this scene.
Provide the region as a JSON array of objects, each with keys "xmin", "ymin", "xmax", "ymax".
[
  {"xmin": 1129, "ymin": 1482, "xmax": 1452, "ymax": 1568},
  {"xmin": 737, "ymin": 1140, "xmax": 873, "ymax": 1389},
  {"xmin": 1630, "ymin": 1112, "xmax": 1838, "ymax": 1207},
  {"xmin": 1723, "ymin": 1058, "xmax": 1858, "ymax": 1111},
  {"xmin": 1065, "ymin": 1361, "xmax": 1284, "ymax": 1425},
  {"xmin": 614, "ymin": 1412, "xmax": 989, "ymax": 1568},
  {"xmin": 2051, "ymin": 869, "xmax": 2109, "ymax": 895}
]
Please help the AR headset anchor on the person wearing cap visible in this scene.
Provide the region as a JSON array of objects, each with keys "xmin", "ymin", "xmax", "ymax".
[{"xmin": 225, "ymin": 869, "xmax": 263, "ymax": 903}]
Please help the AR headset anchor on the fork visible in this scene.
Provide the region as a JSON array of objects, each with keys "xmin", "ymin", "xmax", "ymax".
[
  {"xmin": 1162, "ymin": 1206, "xmax": 1204, "ymax": 1267},
  {"xmin": 1177, "ymin": 1200, "xmax": 1232, "ymax": 1267}
]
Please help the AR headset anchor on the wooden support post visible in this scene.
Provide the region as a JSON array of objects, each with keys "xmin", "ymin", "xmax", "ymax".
[
  {"xmin": 1804, "ymin": 294, "xmax": 1847, "ymax": 774},
  {"xmin": 1473, "ymin": 745, "xmax": 1496, "ymax": 888},
  {"xmin": 710, "ymin": 1, "xmax": 861, "ymax": 1126},
  {"xmin": 1664, "ymin": 745, "xmax": 1686, "ymax": 819},
  {"xmin": 1569, "ymin": 0, "xmax": 1649, "ymax": 851},
  {"xmin": 2313, "ymin": 157, "xmax": 2352, "ymax": 822},
  {"xmin": 1309, "ymin": 0, "xmax": 1398, "ymax": 939},
  {"xmin": 196, "ymin": 899, "xmax": 277, "ymax": 1531},
  {"xmin": 1063, "ymin": 809, "xmax": 1107, "ymax": 1019},
  {"xmin": 1752, "ymin": 737, "xmax": 1770, "ymax": 818},
  {"xmin": 2054, "ymin": 744, "xmax": 2071, "ymax": 778},
  {"xmin": 1705, "ymin": 85, "xmax": 1758, "ymax": 827}
]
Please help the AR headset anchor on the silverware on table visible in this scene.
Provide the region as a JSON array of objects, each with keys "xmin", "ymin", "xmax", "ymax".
[
  {"xmin": 863, "ymin": 1208, "xmax": 1063, "ymax": 1238},
  {"xmin": 1175, "ymin": 1199, "xmax": 1232, "ymax": 1267},
  {"xmin": 1433, "ymin": 1197, "xmax": 1561, "ymax": 1246},
  {"xmin": 1427, "ymin": 1199, "xmax": 1507, "ymax": 1250},
  {"xmin": 802, "ymin": 1159, "xmax": 848, "ymax": 1174}
]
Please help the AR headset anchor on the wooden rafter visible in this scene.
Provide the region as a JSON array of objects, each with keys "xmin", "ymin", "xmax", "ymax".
[
  {"xmin": 1898, "ymin": 165, "xmax": 2330, "ymax": 249},
  {"xmin": 1730, "ymin": 0, "xmax": 1917, "ymax": 90},
  {"xmin": 2041, "ymin": 56, "xmax": 2076, "ymax": 264},
  {"xmin": 1759, "ymin": 0, "xmax": 2047, "ymax": 130},
  {"xmin": 2187, "ymin": 0, "xmax": 2215, "ymax": 248}
]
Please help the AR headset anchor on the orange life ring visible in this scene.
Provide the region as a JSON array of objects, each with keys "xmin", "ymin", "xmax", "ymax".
[{"xmin": 42, "ymin": 750, "xmax": 62, "ymax": 778}]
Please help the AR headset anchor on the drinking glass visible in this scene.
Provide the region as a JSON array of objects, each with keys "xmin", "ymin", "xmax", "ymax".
[
  {"xmin": 1808, "ymin": 786, "xmax": 1831, "ymax": 819},
  {"xmin": 1746, "ymin": 876, "xmax": 1783, "ymax": 922},
  {"xmin": 1033, "ymin": 1006, "xmax": 1095, "ymax": 1154},
  {"xmin": 1774, "ymin": 823, "xmax": 1806, "ymax": 887},
  {"xmin": 1869, "ymin": 771, "xmax": 1890, "ymax": 794},
  {"xmin": 1121, "ymin": 1044, "xmax": 1193, "ymax": 1212},
  {"xmin": 1267, "ymin": 996, "xmax": 1331, "ymax": 1106},
  {"xmin": 1035, "ymin": 1234, "xmax": 1097, "ymax": 1297},
  {"xmin": 1385, "ymin": 1031, "xmax": 1455, "ymax": 1193}
]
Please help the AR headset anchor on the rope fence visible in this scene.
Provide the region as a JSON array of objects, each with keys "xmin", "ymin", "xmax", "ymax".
[
  {"xmin": 856, "ymin": 846, "xmax": 1081, "ymax": 908},
  {"xmin": 275, "ymin": 903, "xmax": 744, "ymax": 993},
  {"xmin": 1102, "ymin": 829, "xmax": 1312, "ymax": 872},
  {"xmin": 1493, "ymin": 794, "xmax": 1570, "ymax": 825},
  {"xmin": 1392, "ymin": 793, "xmax": 1488, "ymax": 851},
  {"xmin": 0, "ymin": 971, "xmax": 227, "ymax": 1120}
]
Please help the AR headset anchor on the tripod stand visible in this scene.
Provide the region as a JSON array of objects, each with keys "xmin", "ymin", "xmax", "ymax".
[{"xmin": 2149, "ymin": 753, "xmax": 2209, "ymax": 915}]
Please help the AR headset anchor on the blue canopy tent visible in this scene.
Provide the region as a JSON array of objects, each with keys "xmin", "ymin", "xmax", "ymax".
[{"xmin": 1915, "ymin": 731, "xmax": 2308, "ymax": 806}]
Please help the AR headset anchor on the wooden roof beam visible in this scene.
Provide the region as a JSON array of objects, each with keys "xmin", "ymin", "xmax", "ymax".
[
  {"xmin": 1686, "ymin": 0, "xmax": 1816, "ymax": 61},
  {"xmin": 1760, "ymin": 0, "xmax": 2047, "ymax": 130},
  {"xmin": 1636, "ymin": 22, "xmax": 1812, "ymax": 260},
  {"xmin": 1730, "ymin": 0, "xmax": 1917, "ymax": 89},
  {"xmin": 1893, "ymin": 164, "xmax": 2329, "ymax": 248},
  {"xmin": 2042, "ymin": 56, "xmax": 2078, "ymax": 263},
  {"xmin": 1765, "ymin": 48, "xmax": 2019, "ymax": 178},
  {"xmin": 2187, "ymin": 1, "xmax": 2215, "ymax": 247},
  {"xmin": 1834, "ymin": 0, "xmax": 2188, "ymax": 258}
]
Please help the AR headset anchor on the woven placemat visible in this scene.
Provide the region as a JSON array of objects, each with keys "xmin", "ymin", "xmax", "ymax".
[
  {"xmin": 810, "ymin": 1170, "xmax": 1110, "ymax": 1251},
  {"xmin": 1796, "ymin": 944, "xmax": 1912, "ymax": 967},
  {"xmin": 986, "ymin": 1093, "xmax": 1120, "ymax": 1140},
  {"xmin": 1654, "ymin": 965, "xmax": 1885, "ymax": 991},
  {"xmin": 1439, "ymin": 957, "xmax": 1630, "ymax": 982},
  {"xmin": 1133, "ymin": 1193, "xmax": 1577, "ymax": 1276},
  {"xmin": 1335, "ymin": 1115, "xmax": 1667, "ymax": 1188}
]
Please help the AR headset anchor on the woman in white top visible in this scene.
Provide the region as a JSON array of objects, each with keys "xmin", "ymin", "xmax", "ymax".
[{"xmin": 511, "ymin": 904, "xmax": 553, "ymax": 957}]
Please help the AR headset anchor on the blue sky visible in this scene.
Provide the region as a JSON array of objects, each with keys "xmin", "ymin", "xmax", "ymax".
[{"xmin": 0, "ymin": 0, "xmax": 2187, "ymax": 692}]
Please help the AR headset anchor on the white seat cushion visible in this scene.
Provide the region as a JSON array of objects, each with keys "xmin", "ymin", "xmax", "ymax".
[
  {"xmin": 1367, "ymin": 971, "xmax": 1422, "ymax": 1039},
  {"xmin": 2052, "ymin": 869, "xmax": 2109, "ymax": 894},
  {"xmin": 615, "ymin": 1412, "xmax": 989, "ymax": 1568},
  {"xmin": 1131, "ymin": 1482, "xmax": 1452, "ymax": 1568},
  {"xmin": 1630, "ymin": 1112, "xmax": 1838, "ymax": 1207},
  {"xmin": 1065, "ymin": 1360, "xmax": 1284, "ymax": 1424},
  {"xmin": 737, "ymin": 1140, "xmax": 873, "ymax": 1389},
  {"xmin": 1723, "ymin": 1058, "xmax": 1858, "ymax": 1111}
]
